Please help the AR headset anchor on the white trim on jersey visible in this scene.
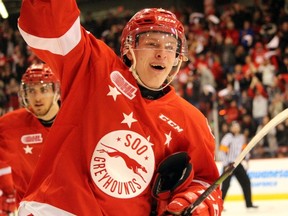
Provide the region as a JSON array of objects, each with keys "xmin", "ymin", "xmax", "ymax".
[
  {"xmin": 0, "ymin": 166, "xmax": 12, "ymax": 176},
  {"xmin": 18, "ymin": 17, "xmax": 81, "ymax": 56},
  {"xmin": 19, "ymin": 201, "xmax": 76, "ymax": 216}
]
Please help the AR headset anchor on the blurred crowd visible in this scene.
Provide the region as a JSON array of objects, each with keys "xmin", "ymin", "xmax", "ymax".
[{"xmin": 1, "ymin": 0, "xmax": 288, "ymax": 158}]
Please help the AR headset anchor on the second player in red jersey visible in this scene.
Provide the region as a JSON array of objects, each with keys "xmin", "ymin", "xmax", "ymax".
[{"xmin": 0, "ymin": 63, "xmax": 60, "ymax": 205}]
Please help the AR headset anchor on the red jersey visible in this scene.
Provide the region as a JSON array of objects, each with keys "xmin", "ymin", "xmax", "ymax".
[
  {"xmin": 0, "ymin": 161, "xmax": 13, "ymax": 194},
  {"xmin": 0, "ymin": 161, "xmax": 13, "ymax": 197},
  {"xmin": 0, "ymin": 109, "xmax": 49, "ymax": 204},
  {"xmin": 18, "ymin": 1, "xmax": 220, "ymax": 215}
]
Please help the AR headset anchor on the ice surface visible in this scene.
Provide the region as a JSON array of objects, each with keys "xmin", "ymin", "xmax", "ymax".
[{"xmin": 222, "ymin": 199, "xmax": 288, "ymax": 216}]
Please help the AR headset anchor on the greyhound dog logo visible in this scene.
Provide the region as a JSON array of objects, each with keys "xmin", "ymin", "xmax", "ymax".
[
  {"xmin": 98, "ymin": 143, "xmax": 147, "ymax": 183},
  {"xmin": 90, "ymin": 130, "xmax": 154, "ymax": 198}
]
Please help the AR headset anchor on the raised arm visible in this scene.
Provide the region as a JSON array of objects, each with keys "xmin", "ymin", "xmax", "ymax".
[
  {"xmin": 18, "ymin": 0, "xmax": 107, "ymax": 100},
  {"xmin": 18, "ymin": 0, "xmax": 82, "ymax": 85}
]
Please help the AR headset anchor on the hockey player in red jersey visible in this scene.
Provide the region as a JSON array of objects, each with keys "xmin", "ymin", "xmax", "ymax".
[
  {"xmin": 0, "ymin": 63, "xmax": 60, "ymax": 206},
  {"xmin": 0, "ymin": 161, "xmax": 16, "ymax": 216},
  {"xmin": 17, "ymin": 1, "xmax": 223, "ymax": 215}
]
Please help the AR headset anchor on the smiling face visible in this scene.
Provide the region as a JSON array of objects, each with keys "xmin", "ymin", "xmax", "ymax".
[{"xmin": 128, "ymin": 32, "xmax": 179, "ymax": 89}]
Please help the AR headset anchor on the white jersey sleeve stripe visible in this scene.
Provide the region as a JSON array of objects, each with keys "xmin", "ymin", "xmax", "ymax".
[
  {"xmin": 0, "ymin": 166, "xmax": 12, "ymax": 176},
  {"xmin": 19, "ymin": 201, "xmax": 76, "ymax": 216},
  {"xmin": 18, "ymin": 17, "xmax": 81, "ymax": 56}
]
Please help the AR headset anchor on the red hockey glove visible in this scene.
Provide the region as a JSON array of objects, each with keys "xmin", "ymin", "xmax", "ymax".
[
  {"xmin": 152, "ymin": 152, "xmax": 193, "ymax": 200},
  {"xmin": 166, "ymin": 183, "xmax": 223, "ymax": 216},
  {"xmin": 2, "ymin": 193, "xmax": 17, "ymax": 214}
]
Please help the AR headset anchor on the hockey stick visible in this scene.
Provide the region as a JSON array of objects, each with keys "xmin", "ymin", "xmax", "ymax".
[{"xmin": 181, "ymin": 108, "xmax": 288, "ymax": 216}]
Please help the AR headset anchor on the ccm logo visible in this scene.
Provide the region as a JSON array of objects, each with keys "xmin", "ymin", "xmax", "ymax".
[{"xmin": 159, "ymin": 114, "xmax": 183, "ymax": 133}]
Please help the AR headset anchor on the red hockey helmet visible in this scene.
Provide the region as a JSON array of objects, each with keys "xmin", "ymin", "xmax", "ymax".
[
  {"xmin": 120, "ymin": 8, "xmax": 188, "ymax": 66},
  {"xmin": 21, "ymin": 63, "xmax": 59, "ymax": 85}
]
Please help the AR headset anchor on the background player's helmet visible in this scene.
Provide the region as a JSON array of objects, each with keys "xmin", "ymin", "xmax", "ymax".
[
  {"xmin": 120, "ymin": 8, "xmax": 188, "ymax": 66},
  {"xmin": 19, "ymin": 63, "xmax": 60, "ymax": 112},
  {"xmin": 21, "ymin": 63, "xmax": 59, "ymax": 84}
]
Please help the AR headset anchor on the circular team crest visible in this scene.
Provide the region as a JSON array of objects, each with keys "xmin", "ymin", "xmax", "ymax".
[{"xmin": 90, "ymin": 130, "xmax": 155, "ymax": 198}]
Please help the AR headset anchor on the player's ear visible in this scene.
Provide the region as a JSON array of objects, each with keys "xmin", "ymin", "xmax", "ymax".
[{"xmin": 126, "ymin": 50, "xmax": 133, "ymax": 61}]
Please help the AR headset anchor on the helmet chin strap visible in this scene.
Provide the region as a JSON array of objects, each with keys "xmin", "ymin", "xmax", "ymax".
[{"xmin": 128, "ymin": 45, "xmax": 183, "ymax": 91}]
